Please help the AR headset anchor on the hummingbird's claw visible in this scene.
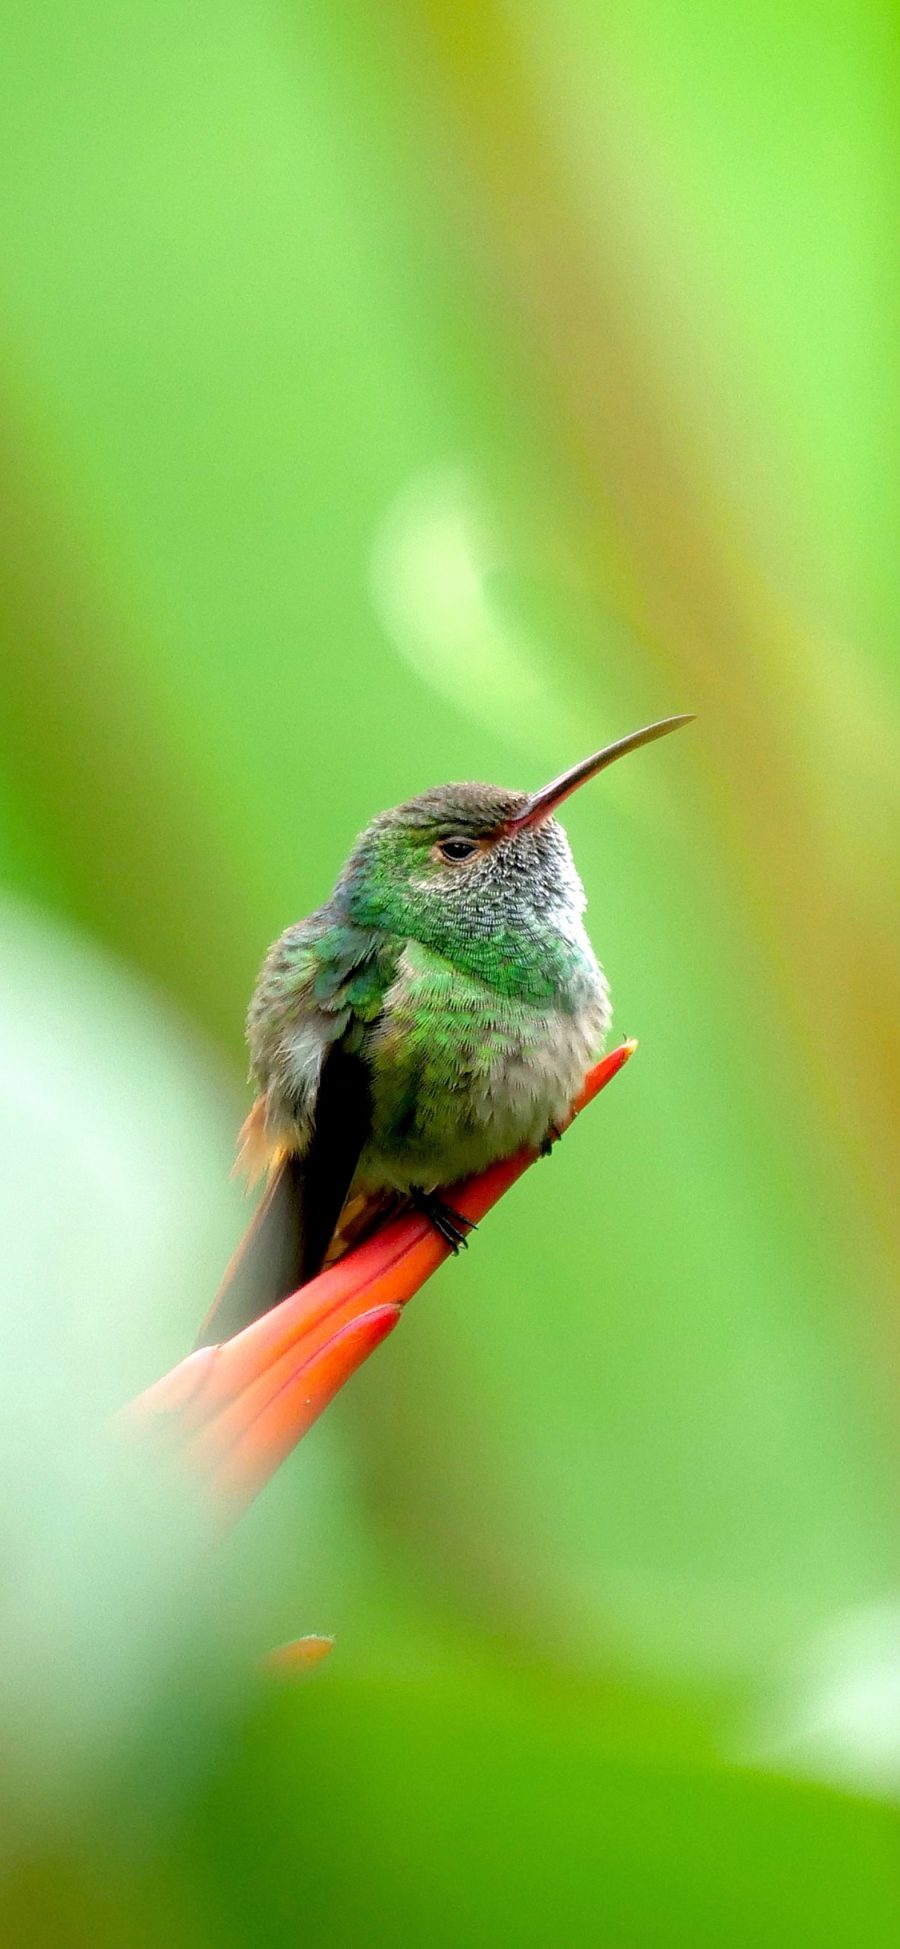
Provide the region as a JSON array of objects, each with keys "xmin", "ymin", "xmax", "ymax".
[
  {"xmin": 540, "ymin": 1122, "xmax": 563, "ymax": 1158},
  {"xmin": 411, "ymin": 1189, "xmax": 478, "ymax": 1253}
]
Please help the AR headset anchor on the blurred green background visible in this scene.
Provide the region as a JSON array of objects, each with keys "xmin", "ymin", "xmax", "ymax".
[{"xmin": 1, "ymin": 3, "xmax": 899, "ymax": 1944}]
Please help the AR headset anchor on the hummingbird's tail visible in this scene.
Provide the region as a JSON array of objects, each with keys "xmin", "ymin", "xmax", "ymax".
[
  {"xmin": 195, "ymin": 1046, "xmax": 386, "ymax": 1349},
  {"xmin": 194, "ymin": 1153, "xmax": 308, "ymax": 1350}
]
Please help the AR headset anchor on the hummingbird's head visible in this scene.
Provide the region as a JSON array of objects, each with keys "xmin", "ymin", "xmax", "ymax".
[{"xmin": 338, "ymin": 717, "xmax": 693, "ymax": 997}]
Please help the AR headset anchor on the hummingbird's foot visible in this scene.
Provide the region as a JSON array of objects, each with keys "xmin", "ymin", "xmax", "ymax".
[
  {"xmin": 411, "ymin": 1189, "xmax": 477, "ymax": 1253},
  {"xmin": 540, "ymin": 1122, "xmax": 563, "ymax": 1158}
]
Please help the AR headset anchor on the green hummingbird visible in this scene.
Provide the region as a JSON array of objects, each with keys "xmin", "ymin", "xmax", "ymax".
[{"xmin": 196, "ymin": 714, "xmax": 692, "ymax": 1347}]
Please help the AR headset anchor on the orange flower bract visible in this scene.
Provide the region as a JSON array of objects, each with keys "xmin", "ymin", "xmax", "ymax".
[{"xmin": 125, "ymin": 1042, "xmax": 636, "ymax": 1519}]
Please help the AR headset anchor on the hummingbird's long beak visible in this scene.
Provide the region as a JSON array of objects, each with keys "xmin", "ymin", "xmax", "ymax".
[{"xmin": 503, "ymin": 714, "xmax": 695, "ymax": 833}]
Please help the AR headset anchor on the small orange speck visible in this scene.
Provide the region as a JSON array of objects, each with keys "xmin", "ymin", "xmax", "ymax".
[{"xmin": 261, "ymin": 1634, "xmax": 335, "ymax": 1679}]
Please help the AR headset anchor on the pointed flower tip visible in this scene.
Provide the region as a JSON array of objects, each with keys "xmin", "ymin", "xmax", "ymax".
[{"xmin": 571, "ymin": 1037, "xmax": 636, "ymax": 1115}]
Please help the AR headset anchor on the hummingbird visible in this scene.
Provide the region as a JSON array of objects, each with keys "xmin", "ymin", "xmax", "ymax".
[{"xmin": 196, "ymin": 714, "xmax": 692, "ymax": 1347}]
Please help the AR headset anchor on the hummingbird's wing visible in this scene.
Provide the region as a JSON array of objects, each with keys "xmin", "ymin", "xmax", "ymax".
[{"xmin": 195, "ymin": 923, "xmax": 393, "ymax": 1349}]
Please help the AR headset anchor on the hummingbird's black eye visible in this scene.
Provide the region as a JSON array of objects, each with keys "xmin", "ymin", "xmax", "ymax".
[{"xmin": 436, "ymin": 836, "xmax": 480, "ymax": 864}]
